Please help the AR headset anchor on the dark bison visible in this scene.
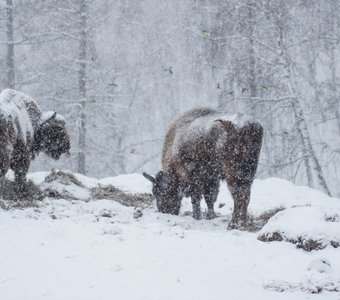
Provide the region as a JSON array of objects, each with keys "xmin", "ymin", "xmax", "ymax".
[
  {"xmin": 143, "ymin": 107, "xmax": 263, "ymax": 229},
  {"xmin": 0, "ymin": 89, "xmax": 70, "ymax": 195}
]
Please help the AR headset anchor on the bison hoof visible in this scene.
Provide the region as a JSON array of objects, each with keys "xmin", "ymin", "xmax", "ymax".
[
  {"xmin": 228, "ymin": 219, "xmax": 247, "ymax": 230},
  {"xmin": 14, "ymin": 186, "xmax": 26, "ymax": 199},
  {"xmin": 192, "ymin": 211, "xmax": 201, "ymax": 220},
  {"xmin": 206, "ymin": 210, "xmax": 216, "ymax": 220}
]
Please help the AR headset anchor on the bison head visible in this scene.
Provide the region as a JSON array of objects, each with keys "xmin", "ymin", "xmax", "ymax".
[
  {"xmin": 33, "ymin": 112, "xmax": 70, "ymax": 160},
  {"xmin": 143, "ymin": 171, "xmax": 181, "ymax": 215}
]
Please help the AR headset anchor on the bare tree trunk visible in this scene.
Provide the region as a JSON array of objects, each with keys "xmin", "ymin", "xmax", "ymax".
[
  {"xmin": 275, "ymin": 19, "xmax": 314, "ymax": 187},
  {"xmin": 330, "ymin": 48, "xmax": 340, "ymax": 135},
  {"xmin": 246, "ymin": 0, "xmax": 257, "ymax": 114},
  {"xmin": 6, "ymin": 0, "xmax": 15, "ymax": 89},
  {"xmin": 291, "ymin": 98, "xmax": 314, "ymax": 188},
  {"xmin": 290, "ymin": 84, "xmax": 331, "ymax": 195},
  {"xmin": 309, "ymin": 144, "xmax": 332, "ymax": 196},
  {"xmin": 77, "ymin": 0, "xmax": 87, "ymax": 174},
  {"xmin": 328, "ymin": 0, "xmax": 340, "ymax": 135},
  {"xmin": 276, "ymin": 19, "xmax": 331, "ymax": 195},
  {"xmin": 116, "ymin": 136, "xmax": 127, "ymax": 174}
]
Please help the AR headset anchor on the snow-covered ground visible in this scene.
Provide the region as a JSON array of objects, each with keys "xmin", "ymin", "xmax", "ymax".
[{"xmin": 0, "ymin": 172, "xmax": 339, "ymax": 300}]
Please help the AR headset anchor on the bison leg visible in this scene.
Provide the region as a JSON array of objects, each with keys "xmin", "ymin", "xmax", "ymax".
[
  {"xmin": 191, "ymin": 194, "xmax": 201, "ymax": 220},
  {"xmin": 0, "ymin": 137, "xmax": 13, "ymax": 178},
  {"xmin": 0, "ymin": 150, "xmax": 11, "ymax": 178},
  {"xmin": 12, "ymin": 166, "xmax": 28, "ymax": 197},
  {"xmin": 228, "ymin": 185, "xmax": 251, "ymax": 229},
  {"xmin": 11, "ymin": 143, "xmax": 31, "ymax": 198},
  {"xmin": 14, "ymin": 172, "xmax": 27, "ymax": 197},
  {"xmin": 204, "ymin": 182, "xmax": 219, "ymax": 219}
]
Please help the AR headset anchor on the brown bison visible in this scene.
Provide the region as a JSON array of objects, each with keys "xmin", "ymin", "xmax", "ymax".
[
  {"xmin": 143, "ymin": 107, "xmax": 263, "ymax": 229},
  {"xmin": 0, "ymin": 89, "xmax": 70, "ymax": 196}
]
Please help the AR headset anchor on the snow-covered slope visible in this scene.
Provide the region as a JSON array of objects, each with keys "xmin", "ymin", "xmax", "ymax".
[{"xmin": 0, "ymin": 172, "xmax": 339, "ymax": 299}]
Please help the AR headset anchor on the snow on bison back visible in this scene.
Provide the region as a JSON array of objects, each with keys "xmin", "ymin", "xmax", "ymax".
[
  {"xmin": 0, "ymin": 89, "xmax": 70, "ymax": 197},
  {"xmin": 143, "ymin": 107, "xmax": 263, "ymax": 229}
]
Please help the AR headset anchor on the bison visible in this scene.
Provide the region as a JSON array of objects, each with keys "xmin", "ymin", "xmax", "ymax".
[
  {"xmin": 0, "ymin": 89, "xmax": 70, "ymax": 196},
  {"xmin": 143, "ymin": 107, "xmax": 263, "ymax": 229}
]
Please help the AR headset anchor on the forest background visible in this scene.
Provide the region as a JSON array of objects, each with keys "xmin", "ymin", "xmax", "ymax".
[{"xmin": 1, "ymin": 0, "xmax": 339, "ymax": 196}]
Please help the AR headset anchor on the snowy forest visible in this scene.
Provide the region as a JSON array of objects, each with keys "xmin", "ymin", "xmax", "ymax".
[
  {"xmin": 1, "ymin": 0, "xmax": 340, "ymax": 197},
  {"xmin": 1, "ymin": 1, "xmax": 340, "ymax": 299}
]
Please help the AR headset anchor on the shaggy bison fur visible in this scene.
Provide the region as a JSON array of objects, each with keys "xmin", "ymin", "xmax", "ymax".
[
  {"xmin": 0, "ymin": 89, "xmax": 70, "ymax": 196},
  {"xmin": 143, "ymin": 107, "xmax": 263, "ymax": 229}
]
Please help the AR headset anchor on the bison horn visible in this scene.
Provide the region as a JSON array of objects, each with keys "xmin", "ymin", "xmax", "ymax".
[
  {"xmin": 41, "ymin": 111, "xmax": 57, "ymax": 127},
  {"xmin": 45, "ymin": 111, "xmax": 57, "ymax": 123},
  {"xmin": 143, "ymin": 172, "xmax": 156, "ymax": 183},
  {"xmin": 45, "ymin": 112, "xmax": 57, "ymax": 123}
]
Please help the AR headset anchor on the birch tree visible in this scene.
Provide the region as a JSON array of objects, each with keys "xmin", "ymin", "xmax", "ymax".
[
  {"xmin": 265, "ymin": 0, "xmax": 331, "ymax": 195},
  {"xmin": 5, "ymin": 0, "xmax": 15, "ymax": 88},
  {"xmin": 77, "ymin": 0, "xmax": 87, "ymax": 174}
]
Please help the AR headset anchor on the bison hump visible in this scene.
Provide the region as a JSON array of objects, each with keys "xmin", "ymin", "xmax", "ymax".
[
  {"xmin": 0, "ymin": 89, "xmax": 34, "ymax": 143},
  {"xmin": 168, "ymin": 110, "xmax": 239, "ymax": 157}
]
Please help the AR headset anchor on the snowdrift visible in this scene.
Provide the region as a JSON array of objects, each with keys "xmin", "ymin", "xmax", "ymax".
[{"xmin": 258, "ymin": 206, "xmax": 340, "ymax": 251}]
